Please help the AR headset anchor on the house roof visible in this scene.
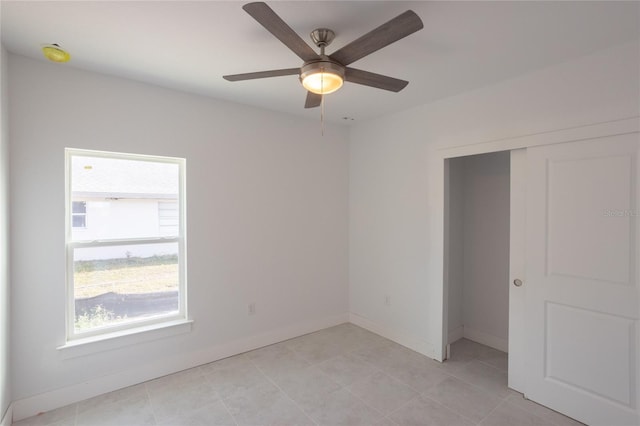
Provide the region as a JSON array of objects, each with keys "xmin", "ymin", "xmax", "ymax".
[{"xmin": 71, "ymin": 155, "xmax": 179, "ymax": 199}]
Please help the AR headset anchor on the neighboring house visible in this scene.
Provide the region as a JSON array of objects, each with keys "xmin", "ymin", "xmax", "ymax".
[{"xmin": 71, "ymin": 156, "xmax": 179, "ymax": 260}]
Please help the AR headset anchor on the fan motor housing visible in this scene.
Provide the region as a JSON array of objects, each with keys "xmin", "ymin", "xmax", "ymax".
[
  {"xmin": 300, "ymin": 59, "xmax": 345, "ymax": 82},
  {"xmin": 310, "ymin": 28, "xmax": 335, "ymax": 48}
]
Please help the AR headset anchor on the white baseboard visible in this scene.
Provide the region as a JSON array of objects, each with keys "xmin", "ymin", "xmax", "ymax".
[
  {"xmin": 463, "ymin": 326, "xmax": 508, "ymax": 352},
  {"xmin": 349, "ymin": 313, "xmax": 438, "ymax": 360},
  {"xmin": 12, "ymin": 312, "xmax": 349, "ymax": 422},
  {"xmin": 1, "ymin": 403, "xmax": 12, "ymax": 426},
  {"xmin": 447, "ymin": 325, "xmax": 464, "ymax": 344}
]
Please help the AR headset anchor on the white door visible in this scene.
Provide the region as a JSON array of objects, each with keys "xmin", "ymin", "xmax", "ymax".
[{"xmin": 525, "ymin": 133, "xmax": 639, "ymax": 426}]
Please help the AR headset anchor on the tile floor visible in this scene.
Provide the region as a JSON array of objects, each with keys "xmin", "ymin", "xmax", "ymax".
[{"xmin": 13, "ymin": 324, "xmax": 583, "ymax": 426}]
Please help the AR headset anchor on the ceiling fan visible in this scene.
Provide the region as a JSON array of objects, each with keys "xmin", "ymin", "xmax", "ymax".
[{"xmin": 223, "ymin": 2, "xmax": 424, "ymax": 109}]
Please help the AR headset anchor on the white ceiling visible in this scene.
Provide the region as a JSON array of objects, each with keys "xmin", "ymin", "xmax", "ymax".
[{"xmin": 1, "ymin": 1, "xmax": 638, "ymax": 124}]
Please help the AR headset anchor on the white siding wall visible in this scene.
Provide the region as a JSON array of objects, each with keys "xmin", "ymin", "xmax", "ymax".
[
  {"xmin": 73, "ymin": 199, "xmax": 172, "ymax": 260},
  {"xmin": 158, "ymin": 201, "xmax": 179, "ymax": 237},
  {"xmin": 76, "ymin": 199, "xmax": 160, "ymax": 239}
]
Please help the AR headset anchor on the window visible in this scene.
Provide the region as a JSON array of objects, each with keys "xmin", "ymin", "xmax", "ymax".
[
  {"xmin": 72, "ymin": 201, "xmax": 87, "ymax": 228},
  {"xmin": 65, "ymin": 149, "xmax": 186, "ymax": 340}
]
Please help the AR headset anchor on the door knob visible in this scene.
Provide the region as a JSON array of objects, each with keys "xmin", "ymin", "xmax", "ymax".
[{"xmin": 513, "ymin": 278, "xmax": 523, "ymax": 287}]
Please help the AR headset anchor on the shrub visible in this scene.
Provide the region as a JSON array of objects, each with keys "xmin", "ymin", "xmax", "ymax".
[{"xmin": 75, "ymin": 305, "xmax": 127, "ymax": 330}]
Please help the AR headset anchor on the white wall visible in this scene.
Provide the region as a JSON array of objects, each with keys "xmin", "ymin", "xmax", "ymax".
[
  {"xmin": 0, "ymin": 44, "xmax": 12, "ymax": 425},
  {"xmin": 9, "ymin": 53, "xmax": 349, "ymax": 412},
  {"xmin": 457, "ymin": 152, "xmax": 510, "ymax": 349},
  {"xmin": 349, "ymin": 40, "xmax": 640, "ymax": 358},
  {"xmin": 446, "ymin": 158, "xmax": 464, "ymax": 341}
]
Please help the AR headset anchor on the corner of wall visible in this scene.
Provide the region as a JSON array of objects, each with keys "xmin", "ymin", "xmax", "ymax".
[
  {"xmin": 0, "ymin": 403, "xmax": 12, "ymax": 426},
  {"xmin": 0, "ymin": 42, "xmax": 12, "ymax": 424},
  {"xmin": 349, "ymin": 313, "xmax": 439, "ymax": 361}
]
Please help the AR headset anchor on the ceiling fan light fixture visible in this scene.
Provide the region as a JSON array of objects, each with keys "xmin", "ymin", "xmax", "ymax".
[
  {"xmin": 300, "ymin": 61, "xmax": 344, "ymax": 95},
  {"xmin": 223, "ymin": 3, "xmax": 424, "ymax": 108}
]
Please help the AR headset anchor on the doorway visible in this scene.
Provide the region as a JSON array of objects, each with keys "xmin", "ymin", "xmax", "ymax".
[
  {"xmin": 436, "ymin": 120, "xmax": 639, "ymax": 425},
  {"xmin": 444, "ymin": 151, "xmax": 510, "ymax": 366}
]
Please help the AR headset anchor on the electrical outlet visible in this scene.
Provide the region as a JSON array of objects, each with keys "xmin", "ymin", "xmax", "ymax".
[
  {"xmin": 385, "ymin": 295, "xmax": 391, "ymax": 307},
  {"xmin": 248, "ymin": 303, "xmax": 256, "ymax": 315}
]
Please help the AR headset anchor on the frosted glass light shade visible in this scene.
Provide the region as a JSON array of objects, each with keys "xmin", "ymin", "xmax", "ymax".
[
  {"xmin": 300, "ymin": 61, "xmax": 345, "ymax": 95},
  {"xmin": 302, "ymin": 72, "xmax": 344, "ymax": 95}
]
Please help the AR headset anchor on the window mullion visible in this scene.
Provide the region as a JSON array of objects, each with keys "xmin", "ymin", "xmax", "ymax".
[{"xmin": 69, "ymin": 237, "xmax": 180, "ymax": 249}]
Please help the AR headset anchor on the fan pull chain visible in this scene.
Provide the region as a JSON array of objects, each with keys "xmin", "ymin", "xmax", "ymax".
[
  {"xmin": 321, "ymin": 95, "xmax": 325, "ymax": 136},
  {"xmin": 321, "ymin": 70, "xmax": 325, "ymax": 136}
]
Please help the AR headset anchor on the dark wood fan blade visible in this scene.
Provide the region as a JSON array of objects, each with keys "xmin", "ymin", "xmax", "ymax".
[
  {"xmin": 345, "ymin": 68, "xmax": 408, "ymax": 92},
  {"xmin": 223, "ymin": 68, "xmax": 300, "ymax": 81},
  {"xmin": 305, "ymin": 91, "xmax": 322, "ymax": 108},
  {"xmin": 243, "ymin": 2, "xmax": 320, "ymax": 62},
  {"xmin": 330, "ymin": 10, "xmax": 423, "ymax": 66}
]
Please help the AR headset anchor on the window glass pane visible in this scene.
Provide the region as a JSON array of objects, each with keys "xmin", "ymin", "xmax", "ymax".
[
  {"xmin": 73, "ymin": 242, "xmax": 179, "ymax": 333},
  {"xmin": 72, "ymin": 201, "xmax": 86, "ymax": 214},
  {"xmin": 71, "ymin": 156, "xmax": 179, "ymax": 241},
  {"xmin": 72, "ymin": 215, "xmax": 86, "ymax": 228}
]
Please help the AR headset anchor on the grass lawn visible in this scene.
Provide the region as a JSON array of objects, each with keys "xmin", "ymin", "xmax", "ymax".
[{"xmin": 74, "ymin": 255, "xmax": 178, "ymax": 298}]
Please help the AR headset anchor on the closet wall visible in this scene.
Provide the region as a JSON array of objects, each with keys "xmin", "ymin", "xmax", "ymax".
[{"xmin": 448, "ymin": 151, "xmax": 510, "ymax": 351}]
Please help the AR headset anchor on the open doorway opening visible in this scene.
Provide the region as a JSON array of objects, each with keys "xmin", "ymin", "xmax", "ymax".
[{"xmin": 444, "ymin": 151, "xmax": 510, "ymax": 370}]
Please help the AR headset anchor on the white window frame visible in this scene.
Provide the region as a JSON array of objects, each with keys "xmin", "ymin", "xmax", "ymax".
[{"xmin": 65, "ymin": 148, "xmax": 187, "ymax": 341}]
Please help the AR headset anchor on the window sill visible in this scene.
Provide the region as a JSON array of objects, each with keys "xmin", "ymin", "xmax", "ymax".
[{"xmin": 57, "ymin": 319, "xmax": 193, "ymax": 359}]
